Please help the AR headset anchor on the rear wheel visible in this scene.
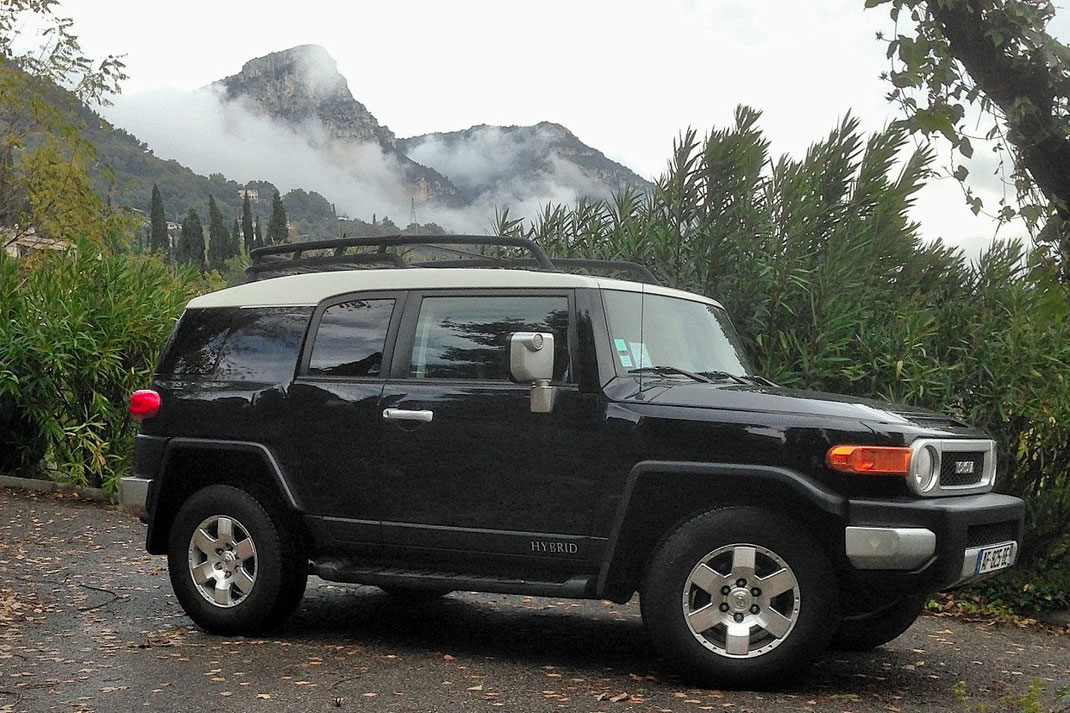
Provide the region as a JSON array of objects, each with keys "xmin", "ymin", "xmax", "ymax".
[
  {"xmin": 640, "ymin": 507, "xmax": 837, "ymax": 688},
  {"xmin": 167, "ymin": 484, "xmax": 307, "ymax": 635},
  {"xmin": 831, "ymin": 595, "xmax": 926, "ymax": 651}
]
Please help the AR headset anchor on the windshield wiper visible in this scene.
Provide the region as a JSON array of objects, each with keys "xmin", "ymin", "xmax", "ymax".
[
  {"xmin": 696, "ymin": 370, "xmax": 751, "ymax": 385},
  {"xmin": 629, "ymin": 365, "xmax": 713, "ymax": 383}
]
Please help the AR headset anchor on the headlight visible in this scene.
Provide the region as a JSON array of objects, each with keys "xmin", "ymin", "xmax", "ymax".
[{"xmin": 909, "ymin": 445, "xmax": 939, "ymax": 494}]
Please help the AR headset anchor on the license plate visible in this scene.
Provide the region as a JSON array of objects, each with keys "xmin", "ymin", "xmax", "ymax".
[{"xmin": 975, "ymin": 542, "xmax": 1016, "ymax": 575}]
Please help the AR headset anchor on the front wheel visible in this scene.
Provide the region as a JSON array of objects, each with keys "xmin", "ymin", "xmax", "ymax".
[
  {"xmin": 167, "ymin": 484, "xmax": 307, "ymax": 635},
  {"xmin": 640, "ymin": 507, "xmax": 837, "ymax": 688}
]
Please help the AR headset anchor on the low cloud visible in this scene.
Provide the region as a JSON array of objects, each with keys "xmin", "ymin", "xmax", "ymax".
[
  {"xmin": 403, "ymin": 124, "xmax": 615, "ymax": 205},
  {"xmin": 105, "ymin": 85, "xmax": 414, "ymax": 221},
  {"xmin": 103, "ymin": 89, "xmax": 620, "ymax": 233}
]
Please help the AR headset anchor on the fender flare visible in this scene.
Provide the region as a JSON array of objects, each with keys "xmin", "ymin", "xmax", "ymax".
[
  {"xmin": 595, "ymin": 460, "xmax": 848, "ymax": 597},
  {"xmin": 146, "ymin": 438, "xmax": 301, "ymax": 554}
]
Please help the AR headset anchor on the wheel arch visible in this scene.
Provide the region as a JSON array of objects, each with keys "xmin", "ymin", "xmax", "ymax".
[
  {"xmin": 596, "ymin": 461, "xmax": 848, "ymax": 603},
  {"xmin": 146, "ymin": 439, "xmax": 304, "ymax": 555}
]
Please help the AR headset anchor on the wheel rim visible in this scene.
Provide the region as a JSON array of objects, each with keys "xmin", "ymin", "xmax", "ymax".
[
  {"xmin": 681, "ymin": 543, "xmax": 801, "ymax": 659},
  {"xmin": 187, "ymin": 515, "xmax": 257, "ymax": 608}
]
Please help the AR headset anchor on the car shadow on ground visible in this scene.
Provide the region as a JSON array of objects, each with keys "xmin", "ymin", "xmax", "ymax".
[{"xmin": 271, "ymin": 583, "xmax": 946, "ymax": 698}]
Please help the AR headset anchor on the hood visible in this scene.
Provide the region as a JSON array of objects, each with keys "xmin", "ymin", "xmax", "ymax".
[{"xmin": 614, "ymin": 378, "xmax": 969, "ymax": 430}]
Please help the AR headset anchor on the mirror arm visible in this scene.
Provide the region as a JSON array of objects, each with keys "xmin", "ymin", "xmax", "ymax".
[{"xmin": 530, "ymin": 378, "xmax": 556, "ymax": 414}]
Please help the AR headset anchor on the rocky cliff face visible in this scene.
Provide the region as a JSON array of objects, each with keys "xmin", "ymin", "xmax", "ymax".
[
  {"xmin": 212, "ymin": 45, "xmax": 650, "ymax": 213},
  {"xmin": 220, "ymin": 45, "xmax": 396, "ymax": 148},
  {"xmin": 217, "ymin": 45, "xmax": 456, "ymax": 203}
]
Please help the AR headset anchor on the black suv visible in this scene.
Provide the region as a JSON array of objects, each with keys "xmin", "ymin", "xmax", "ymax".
[{"xmin": 121, "ymin": 235, "xmax": 1024, "ymax": 687}]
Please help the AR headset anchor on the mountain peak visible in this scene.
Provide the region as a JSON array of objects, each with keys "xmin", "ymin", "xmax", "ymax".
[
  {"xmin": 216, "ymin": 45, "xmax": 458, "ymax": 203},
  {"xmin": 219, "ymin": 44, "xmax": 391, "ymax": 147},
  {"xmin": 227, "ymin": 44, "xmax": 347, "ymax": 104}
]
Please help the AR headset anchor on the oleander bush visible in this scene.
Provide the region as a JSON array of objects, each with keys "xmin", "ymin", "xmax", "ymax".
[
  {"xmin": 0, "ymin": 239, "xmax": 220, "ymax": 491},
  {"xmin": 500, "ymin": 106, "xmax": 1070, "ymax": 609}
]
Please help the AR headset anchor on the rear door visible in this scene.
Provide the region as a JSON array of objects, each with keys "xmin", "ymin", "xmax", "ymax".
[
  {"xmin": 288, "ymin": 292, "xmax": 404, "ymax": 545},
  {"xmin": 376, "ymin": 290, "xmax": 603, "ymax": 574}
]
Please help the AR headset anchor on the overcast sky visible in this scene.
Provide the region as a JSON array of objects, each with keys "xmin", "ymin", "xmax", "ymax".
[{"xmin": 62, "ymin": 0, "xmax": 1070, "ymax": 255}]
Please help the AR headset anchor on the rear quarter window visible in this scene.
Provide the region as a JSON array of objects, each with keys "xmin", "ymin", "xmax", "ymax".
[
  {"xmin": 157, "ymin": 308, "xmax": 236, "ymax": 376},
  {"xmin": 158, "ymin": 307, "xmax": 312, "ymax": 383}
]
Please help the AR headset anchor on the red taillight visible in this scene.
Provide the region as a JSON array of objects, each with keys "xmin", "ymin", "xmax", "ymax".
[{"xmin": 130, "ymin": 389, "xmax": 161, "ymax": 421}]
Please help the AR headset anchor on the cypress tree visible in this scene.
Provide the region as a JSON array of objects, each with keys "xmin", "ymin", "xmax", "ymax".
[
  {"xmin": 253, "ymin": 216, "xmax": 264, "ymax": 249},
  {"xmin": 206, "ymin": 195, "xmax": 229, "ymax": 272},
  {"xmin": 231, "ymin": 219, "xmax": 242, "ymax": 256},
  {"xmin": 149, "ymin": 184, "xmax": 168, "ymax": 254},
  {"xmin": 241, "ymin": 193, "xmax": 254, "ymax": 252},
  {"xmin": 267, "ymin": 190, "xmax": 288, "ymax": 244},
  {"xmin": 178, "ymin": 208, "xmax": 205, "ymax": 271}
]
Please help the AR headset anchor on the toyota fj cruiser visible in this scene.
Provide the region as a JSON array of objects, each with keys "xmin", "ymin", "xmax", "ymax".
[{"xmin": 121, "ymin": 235, "xmax": 1024, "ymax": 687}]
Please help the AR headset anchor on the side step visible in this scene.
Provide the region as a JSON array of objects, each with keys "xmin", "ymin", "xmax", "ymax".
[{"xmin": 312, "ymin": 561, "xmax": 595, "ymax": 599}]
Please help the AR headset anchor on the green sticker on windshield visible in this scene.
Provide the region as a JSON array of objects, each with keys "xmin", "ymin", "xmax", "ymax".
[
  {"xmin": 629, "ymin": 341, "xmax": 653, "ymax": 369},
  {"xmin": 613, "ymin": 338, "xmax": 634, "ymax": 367}
]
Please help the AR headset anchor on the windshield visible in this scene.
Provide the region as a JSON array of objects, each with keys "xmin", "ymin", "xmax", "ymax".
[{"xmin": 602, "ymin": 290, "xmax": 753, "ymax": 378}]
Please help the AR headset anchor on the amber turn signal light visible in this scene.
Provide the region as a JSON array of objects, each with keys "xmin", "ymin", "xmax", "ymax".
[{"xmin": 826, "ymin": 445, "xmax": 911, "ymax": 475}]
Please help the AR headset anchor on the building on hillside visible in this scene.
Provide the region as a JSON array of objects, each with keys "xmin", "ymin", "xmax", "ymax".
[
  {"xmin": 2, "ymin": 228, "xmax": 68, "ymax": 259},
  {"xmin": 239, "ymin": 188, "xmax": 259, "ymax": 203}
]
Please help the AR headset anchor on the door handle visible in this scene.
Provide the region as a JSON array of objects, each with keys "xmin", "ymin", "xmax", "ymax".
[{"xmin": 382, "ymin": 408, "xmax": 434, "ymax": 423}]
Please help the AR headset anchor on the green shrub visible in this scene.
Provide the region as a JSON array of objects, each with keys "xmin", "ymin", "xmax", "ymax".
[{"xmin": 0, "ymin": 239, "xmax": 220, "ymax": 490}]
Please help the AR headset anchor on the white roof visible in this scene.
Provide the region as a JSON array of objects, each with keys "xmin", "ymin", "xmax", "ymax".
[{"xmin": 186, "ymin": 268, "xmax": 721, "ymax": 309}]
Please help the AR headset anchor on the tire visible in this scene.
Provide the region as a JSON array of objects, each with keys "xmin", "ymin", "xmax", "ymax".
[
  {"xmin": 640, "ymin": 507, "xmax": 837, "ymax": 688},
  {"xmin": 167, "ymin": 484, "xmax": 307, "ymax": 635},
  {"xmin": 379, "ymin": 586, "xmax": 453, "ymax": 601},
  {"xmin": 831, "ymin": 595, "xmax": 926, "ymax": 652}
]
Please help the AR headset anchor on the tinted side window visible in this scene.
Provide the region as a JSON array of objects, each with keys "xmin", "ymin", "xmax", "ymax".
[
  {"xmin": 214, "ymin": 307, "xmax": 312, "ymax": 382},
  {"xmin": 410, "ymin": 296, "xmax": 569, "ymax": 381},
  {"xmin": 157, "ymin": 308, "xmax": 237, "ymax": 376},
  {"xmin": 308, "ymin": 299, "xmax": 395, "ymax": 377}
]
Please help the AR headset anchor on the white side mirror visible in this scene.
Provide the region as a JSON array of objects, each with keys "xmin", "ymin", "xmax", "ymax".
[
  {"xmin": 508, "ymin": 332, "xmax": 556, "ymax": 413},
  {"xmin": 509, "ymin": 332, "xmax": 555, "ymax": 382}
]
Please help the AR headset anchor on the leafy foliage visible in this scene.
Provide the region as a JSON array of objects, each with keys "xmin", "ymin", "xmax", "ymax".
[
  {"xmin": 206, "ymin": 195, "xmax": 231, "ymax": 272},
  {"xmin": 267, "ymin": 190, "xmax": 288, "ymax": 244},
  {"xmin": 866, "ymin": 0, "xmax": 1070, "ymax": 280},
  {"xmin": 241, "ymin": 193, "xmax": 254, "ymax": 252},
  {"xmin": 149, "ymin": 183, "xmax": 167, "ymax": 254},
  {"xmin": 0, "ymin": 241, "xmax": 220, "ymax": 489},
  {"xmin": 0, "ymin": 2, "xmax": 132, "ymax": 247},
  {"xmin": 176, "ymin": 208, "xmax": 205, "ymax": 270},
  {"xmin": 501, "ymin": 107, "xmax": 1070, "ymax": 597}
]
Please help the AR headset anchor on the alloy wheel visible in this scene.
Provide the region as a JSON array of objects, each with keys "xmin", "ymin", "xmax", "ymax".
[
  {"xmin": 187, "ymin": 515, "xmax": 258, "ymax": 608},
  {"xmin": 681, "ymin": 543, "xmax": 801, "ymax": 658}
]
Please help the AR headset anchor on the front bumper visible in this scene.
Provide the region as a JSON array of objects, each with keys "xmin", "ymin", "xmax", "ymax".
[{"xmin": 843, "ymin": 492, "xmax": 1024, "ymax": 594}]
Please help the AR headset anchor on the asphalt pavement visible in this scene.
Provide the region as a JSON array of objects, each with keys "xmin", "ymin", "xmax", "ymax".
[{"xmin": 1, "ymin": 487, "xmax": 1067, "ymax": 713}]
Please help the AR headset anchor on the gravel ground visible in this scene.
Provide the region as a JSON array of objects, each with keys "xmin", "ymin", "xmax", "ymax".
[{"xmin": 1, "ymin": 487, "xmax": 1067, "ymax": 713}]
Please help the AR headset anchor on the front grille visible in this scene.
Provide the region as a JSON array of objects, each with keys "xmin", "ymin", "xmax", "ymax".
[
  {"xmin": 940, "ymin": 451, "xmax": 985, "ymax": 487},
  {"xmin": 966, "ymin": 521, "xmax": 1017, "ymax": 549}
]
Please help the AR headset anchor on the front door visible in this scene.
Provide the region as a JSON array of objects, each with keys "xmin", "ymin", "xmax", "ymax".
[{"xmin": 377, "ymin": 291, "xmax": 602, "ymax": 572}]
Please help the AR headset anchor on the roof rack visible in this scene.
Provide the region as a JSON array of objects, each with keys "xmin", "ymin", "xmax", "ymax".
[
  {"xmin": 245, "ymin": 234, "xmax": 659, "ymax": 285},
  {"xmin": 523, "ymin": 258, "xmax": 660, "ymax": 285}
]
